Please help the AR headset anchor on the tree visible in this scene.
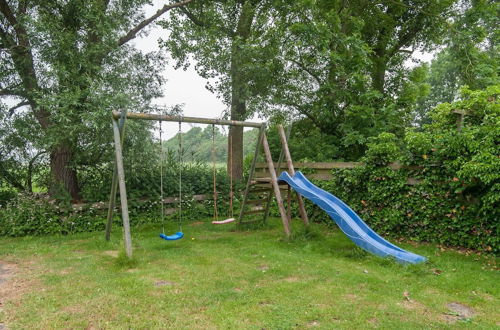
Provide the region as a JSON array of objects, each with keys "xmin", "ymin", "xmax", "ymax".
[
  {"xmin": 264, "ymin": 0, "xmax": 455, "ymax": 159},
  {"xmin": 160, "ymin": 0, "xmax": 282, "ymax": 179},
  {"xmin": 0, "ymin": 0, "xmax": 192, "ymax": 201},
  {"xmin": 415, "ymin": 0, "xmax": 499, "ymax": 125}
]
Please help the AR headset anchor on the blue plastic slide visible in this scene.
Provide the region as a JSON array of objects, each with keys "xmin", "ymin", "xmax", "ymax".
[{"xmin": 279, "ymin": 171, "xmax": 426, "ymax": 264}]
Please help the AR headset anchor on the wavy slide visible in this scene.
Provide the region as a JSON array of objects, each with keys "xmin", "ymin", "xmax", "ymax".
[{"xmin": 279, "ymin": 171, "xmax": 426, "ymax": 264}]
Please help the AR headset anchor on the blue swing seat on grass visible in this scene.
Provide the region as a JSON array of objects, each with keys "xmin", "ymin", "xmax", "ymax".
[{"xmin": 160, "ymin": 232, "xmax": 184, "ymax": 241}]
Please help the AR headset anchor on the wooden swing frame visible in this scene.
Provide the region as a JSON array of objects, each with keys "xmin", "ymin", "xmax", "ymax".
[{"xmin": 105, "ymin": 110, "xmax": 307, "ymax": 257}]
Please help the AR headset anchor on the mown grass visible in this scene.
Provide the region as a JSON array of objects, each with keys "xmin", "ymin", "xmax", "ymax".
[{"xmin": 0, "ymin": 218, "xmax": 498, "ymax": 329}]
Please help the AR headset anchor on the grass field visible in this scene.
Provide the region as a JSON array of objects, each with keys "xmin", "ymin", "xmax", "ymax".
[{"xmin": 0, "ymin": 218, "xmax": 498, "ymax": 329}]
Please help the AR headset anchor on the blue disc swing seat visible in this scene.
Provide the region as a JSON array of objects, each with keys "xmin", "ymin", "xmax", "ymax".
[
  {"xmin": 160, "ymin": 232, "xmax": 184, "ymax": 241},
  {"xmin": 158, "ymin": 120, "xmax": 184, "ymax": 242}
]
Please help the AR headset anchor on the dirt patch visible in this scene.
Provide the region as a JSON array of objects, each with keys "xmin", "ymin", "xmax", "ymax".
[
  {"xmin": 401, "ymin": 299, "xmax": 426, "ymax": 311},
  {"xmin": 284, "ymin": 276, "xmax": 300, "ymax": 283},
  {"xmin": 344, "ymin": 293, "xmax": 358, "ymax": 302},
  {"xmin": 257, "ymin": 265, "xmax": 269, "ymax": 272},
  {"xmin": 307, "ymin": 320, "xmax": 320, "ymax": 327},
  {"xmin": 0, "ymin": 260, "xmax": 40, "ymax": 329},
  {"xmin": 0, "ymin": 263, "xmax": 16, "ymax": 285},
  {"xmin": 59, "ymin": 267, "xmax": 74, "ymax": 275},
  {"xmin": 398, "ymin": 299, "xmax": 437, "ymax": 321},
  {"xmin": 189, "ymin": 221, "xmax": 205, "ymax": 226},
  {"xmin": 442, "ymin": 302, "xmax": 475, "ymax": 323},
  {"xmin": 103, "ymin": 250, "xmax": 119, "ymax": 258},
  {"xmin": 154, "ymin": 280, "xmax": 176, "ymax": 287}
]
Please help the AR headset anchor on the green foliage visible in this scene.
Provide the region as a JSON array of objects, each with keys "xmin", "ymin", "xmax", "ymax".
[
  {"xmin": 324, "ymin": 86, "xmax": 499, "ymax": 253},
  {"xmin": 364, "ymin": 133, "xmax": 401, "ymax": 166},
  {"xmin": 0, "ymin": 159, "xmax": 239, "ymax": 237},
  {"xmin": 266, "ymin": 120, "xmax": 340, "ymax": 161},
  {"xmin": 261, "ymin": 0, "xmax": 453, "ymax": 159},
  {"xmin": 0, "ymin": 194, "xmax": 104, "ymax": 237},
  {"xmin": 161, "ymin": 126, "xmax": 259, "ymax": 163},
  {"xmin": 0, "ymin": 0, "xmax": 171, "ymax": 199},
  {"xmin": 415, "ymin": 0, "xmax": 499, "ymax": 124}
]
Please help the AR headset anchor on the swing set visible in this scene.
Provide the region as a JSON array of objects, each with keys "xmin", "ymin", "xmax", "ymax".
[{"xmin": 105, "ymin": 110, "xmax": 308, "ymax": 257}]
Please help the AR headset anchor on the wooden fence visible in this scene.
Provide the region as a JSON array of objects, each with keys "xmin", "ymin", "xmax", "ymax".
[
  {"xmin": 255, "ymin": 161, "xmax": 421, "ymax": 185},
  {"xmin": 71, "ymin": 161, "xmax": 422, "ymax": 211}
]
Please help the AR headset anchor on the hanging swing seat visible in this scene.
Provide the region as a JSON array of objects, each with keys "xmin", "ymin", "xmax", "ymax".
[
  {"xmin": 160, "ymin": 232, "xmax": 184, "ymax": 241},
  {"xmin": 212, "ymin": 218, "xmax": 235, "ymax": 225}
]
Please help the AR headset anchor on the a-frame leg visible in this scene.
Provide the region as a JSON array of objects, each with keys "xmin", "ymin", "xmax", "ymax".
[
  {"xmin": 105, "ymin": 111, "xmax": 127, "ymax": 241},
  {"xmin": 261, "ymin": 133, "xmax": 291, "ymax": 237},
  {"xmin": 278, "ymin": 125, "xmax": 309, "ymax": 226},
  {"xmin": 112, "ymin": 118, "xmax": 133, "ymax": 257}
]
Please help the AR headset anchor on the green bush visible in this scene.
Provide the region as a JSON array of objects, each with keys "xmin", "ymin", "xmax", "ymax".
[
  {"xmin": 327, "ymin": 86, "xmax": 499, "ymax": 253},
  {"xmin": 268, "ymin": 86, "xmax": 499, "ymax": 254}
]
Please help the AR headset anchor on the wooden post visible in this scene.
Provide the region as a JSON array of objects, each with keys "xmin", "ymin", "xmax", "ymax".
[
  {"xmin": 238, "ymin": 126, "xmax": 265, "ymax": 225},
  {"xmin": 263, "ymin": 126, "xmax": 288, "ymax": 224},
  {"xmin": 453, "ymin": 109, "xmax": 467, "ymax": 132},
  {"xmin": 105, "ymin": 111, "xmax": 127, "ymax": 241},
  {"xmin": 262, "ymin": 133, "xmax": 291, "ymax": 237},
  {"xmin": 287, "ymin": 185, "xmax": 292, "ymax": 221},
  {"xmin": 112, "ymin": 119, "xmax": 133, "ymax": 258},
  {"xmin": 278, "ymin": 125, "xmax": 309, "ymax": 225}
]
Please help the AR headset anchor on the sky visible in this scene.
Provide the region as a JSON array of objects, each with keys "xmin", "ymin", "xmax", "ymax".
[
  {"xmin": 133, "ymin": 1, "xmax": 435, "ymax": 139},
  {"xmin": 133, "ymin": 2, "xmax": 227, "ymax": 139}
]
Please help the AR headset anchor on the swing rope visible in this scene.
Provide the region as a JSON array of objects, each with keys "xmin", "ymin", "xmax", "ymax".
[
  {"xmin": 228, "ymin": 127, "xmax": 234, "ymax": 218},
  {"xmin": 177, "ymin": 121, "xmax": 183, "ymax": 232},
  {"xmin": 159, "ymin": 120, "xmax": 183, "ymax": 241},
  {"xmin": 159, "ymin": 120, "xmax": 165, "ymax": 234},
  {"xmin": 212, "ymin": 126, "xmax": 235, "ymax": 225}
]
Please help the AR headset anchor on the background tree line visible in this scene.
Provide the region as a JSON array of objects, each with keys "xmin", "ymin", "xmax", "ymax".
[{"xmin": 0, "ymin": 0, "xmax": 498, "ymax": 203}]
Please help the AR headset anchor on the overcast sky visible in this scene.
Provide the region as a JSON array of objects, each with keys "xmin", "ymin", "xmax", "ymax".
[
  {"xmin": 134, "ymin": 1, "xmax": 434, "ymax": 139},
  {"xmin": 132, "ymin": 2, "xmax": 227, "ymax": 139}
]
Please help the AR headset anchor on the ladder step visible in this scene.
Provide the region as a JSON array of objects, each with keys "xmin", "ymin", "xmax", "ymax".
[
  {"xmin": 250, "ymin": 181, "xmax": 288, "ymax": 186},
  {"xmin": 246, "ymin": 199, "xmax": 268, "ymax": 205},
  {"xmin": 253, "ymin": 177, "xmax": 272, "ymax": 182},
  {"xmin": 249, "ymin": 187, "xmax": 272, "ymax": 193},
  {"xmin": 243, "ymin": 209, "xmax": 266, "ymax": 215}
]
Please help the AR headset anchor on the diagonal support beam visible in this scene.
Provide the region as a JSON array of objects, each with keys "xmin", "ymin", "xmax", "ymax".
[
  {"xmin": 278, "ymin": 124, "xmax": 309, "ymax": 225},
  {"xmin": 112, "ymin": 118, "xmax": 132, "ymax": 257},
  {"xmin": 105, "ymin": 111, "xmax": 127, "ymax": 241},
  {"xmin": 262, "ymin": 132, "xmax": 290, "ymax": 237}
]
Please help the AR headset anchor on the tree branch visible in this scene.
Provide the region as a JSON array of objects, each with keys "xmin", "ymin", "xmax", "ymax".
[
  {"xmin": 179, "ymin": 6, "xmax": 207, "ymax": 27},
  {"xmin": 0, "ymin": 158, "xmax": 25, "ymax": 191},
  {"xmin": 0, "ymin": 85, "xmax": 24, "ymax": 97},
  {"xmin": 289, "ymin": 59, "xmax": 322, "ymax": 86},
  {"xmin": 26, "ymin": 150, "xmax": 48, "ymax": 192},
  {"xmin": 118, "ymin": 0, "xmax": 195, "ymax": 46},
  {"xmin": 0, "ymin": 0, "xmax": 18, "ymax": 28},
  {"xmin": 180, "ymin": 6, "xmax": 236, "ymax": 37},
  {"xmin": 8, "ymin": 100, "xmax": 29, "ymax": 116}
]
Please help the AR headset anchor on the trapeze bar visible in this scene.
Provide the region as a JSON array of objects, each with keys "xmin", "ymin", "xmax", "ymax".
[{"xmin": 112, "ymin": 110, "xmax": 263, "ymax": 128}]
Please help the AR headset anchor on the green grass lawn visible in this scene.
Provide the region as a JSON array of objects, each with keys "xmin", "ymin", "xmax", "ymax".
[{"xmin": 0, "ymin": 218, "xmax": 498, "ymax": 329}]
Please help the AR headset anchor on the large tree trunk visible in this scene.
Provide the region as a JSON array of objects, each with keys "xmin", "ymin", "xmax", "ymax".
[
  {"xmin": 227, "ymin": 1, "xmax": 256, "ymax": 181},
  {"xmin": 371, "ymin": 55, "xmax": 387, "ymax": 93},
  {"xmin": 49, "ymin": 143, "xmax": 81, "ymax": 202},
  {"xmin": 228, "ymin": 49, "xmax": 247, "ymax": 181},
  {"xmin": 228, "ymin": 100, "xmax": 245, "ymax": 180}
]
